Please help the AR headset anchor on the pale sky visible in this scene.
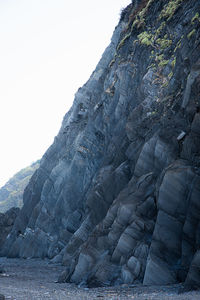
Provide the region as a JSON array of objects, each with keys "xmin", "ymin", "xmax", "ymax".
[{"xmin": 0, "ymin": 0, "xmax": 131, "ymax": 187}]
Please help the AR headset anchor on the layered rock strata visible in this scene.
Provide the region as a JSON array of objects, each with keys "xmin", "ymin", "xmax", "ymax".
[{"xmin": 2, "ymin": 0, "xmax": 200, "ymax": 289}]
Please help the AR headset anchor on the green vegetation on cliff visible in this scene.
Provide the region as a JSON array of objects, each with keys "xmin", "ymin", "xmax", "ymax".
[{"xmin": 0, "ymin": 161, "xmax": 40, "ymax": 213}]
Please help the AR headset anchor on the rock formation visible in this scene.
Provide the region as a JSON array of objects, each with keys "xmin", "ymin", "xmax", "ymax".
[
  {"xmin": 0, "ymin": 161, "xmax": 40, "ymax": 213},
  {"xmin": 1, "ymin": 0, "xmax": 200, "ymax": 290},
  {"xmin": 0, "ymin": 207, "xmax": 19, "ymax": 249}
]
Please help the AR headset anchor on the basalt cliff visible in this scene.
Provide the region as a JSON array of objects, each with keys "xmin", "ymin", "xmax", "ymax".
[{"xmin": 2, "ymin": 0, "xmax": 200, "ymax": 290}]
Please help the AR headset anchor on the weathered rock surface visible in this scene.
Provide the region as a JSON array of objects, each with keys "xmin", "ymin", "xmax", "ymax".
[
  {"xmin": 1, "ymin": 0, "xmax": 200, "ymax": 291},
  {"xmin": 0, "ymin": 207, "xmax": 19, "ymax": 249},
  {"xmin": 0, "ymin": 161, "xmax": 40, "ymax": 213}
]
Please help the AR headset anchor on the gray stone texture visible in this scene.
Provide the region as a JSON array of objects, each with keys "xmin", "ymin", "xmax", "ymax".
[
  {"xmin": 1, "ymin": 0, "xmax": 200, "ymax": 290},
  {"xmin": 0, "ymin": 208, "xmax": 19, "ymax": 249}
]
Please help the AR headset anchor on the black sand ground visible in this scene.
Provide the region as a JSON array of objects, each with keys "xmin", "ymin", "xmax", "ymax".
[{"xmin": 0, "ymin": 257, "xmax": 199, "ymax": 300}]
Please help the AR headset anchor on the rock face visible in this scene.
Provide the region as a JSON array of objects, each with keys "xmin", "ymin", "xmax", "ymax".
[
  {"xmin": 0, "ymin": 161, "xmax": 40, "ymax": 213},
  {"xmin": 0, "ymin": 207, "xmax": 19, "ymax": 249},
  {"xmin": 2, "ymin": 0, "xmax": 200, "ymax": 289}
]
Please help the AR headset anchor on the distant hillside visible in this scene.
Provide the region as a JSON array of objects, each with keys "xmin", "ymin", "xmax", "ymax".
[{"xmin": 0, "ymin": 161, "xmax": 40, "ymax": 213}]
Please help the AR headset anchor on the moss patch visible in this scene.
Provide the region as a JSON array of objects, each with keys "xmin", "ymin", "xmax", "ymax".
[
  {"xmin": 159, "ymin": 0, "xmax": 183, "ymax": 21},
  {"xmin": 187, "ymin": 29, "xmax": 196, "ymax": 39},
  {"xmin": 156, "ymin": 37, "xmax": 172, "ymax": 49},
  {"xmin": 117, "ymin": 33, "xmax": 131, "ymax": 51},
  {"xmin": 168, "ymin": 71, "xmax": 173, "ymax": 79},
  {"xmin": 158, "ymin": 59, "xmax": 169, "ymax": 68},
  {"xmin": 171, "ymin": 57, "xmax": 176, "ymax": 68},
  {"xmin": 138, "ymin": 31, "xmax": 154, "ymax": 46},
  {"xmin": 191, "ymin": 12, "xmax": 200, "ymax": 24},
  {"xmin": 131, "ymin": 0, "xmax": 155, "ymax": 30},
  {"xmin": 174, "ymin": 36, "xmax": 183, "ymax": 52},
  {"xmin": 156, "ymin": 54, "xmax": 169, "ymax": 68}
]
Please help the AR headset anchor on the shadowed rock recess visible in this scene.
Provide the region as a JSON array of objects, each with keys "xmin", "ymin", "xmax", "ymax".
[
  {"xmin": 0, "ymin": 208, "xmax": 19, "ymax": 250},
  {"xmin": 1, "ymin": 0, "xmax": 200, "ymax": 290}
]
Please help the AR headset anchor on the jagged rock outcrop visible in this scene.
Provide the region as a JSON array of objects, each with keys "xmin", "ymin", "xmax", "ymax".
[
  {"xmin": 0, "ymin": 161, "xmax": 40, "ymax": 213},
  {"xmin": 2, "ymin": 0, "xmax": 200, "ymax": 290},
  {"xmin": 0, "ymin": 207, "xmax": 19, "ymax": 249}
]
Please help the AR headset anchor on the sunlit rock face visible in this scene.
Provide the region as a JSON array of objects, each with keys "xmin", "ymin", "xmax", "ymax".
[{"xmin": 2, "ymin": 0, "xmax": 200, "ymax": 290}]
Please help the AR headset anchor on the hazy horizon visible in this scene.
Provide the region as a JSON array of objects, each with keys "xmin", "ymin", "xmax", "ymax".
[{"xmin": 0, "ymin": 0, "xmax": 130, "ymax": 188}]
